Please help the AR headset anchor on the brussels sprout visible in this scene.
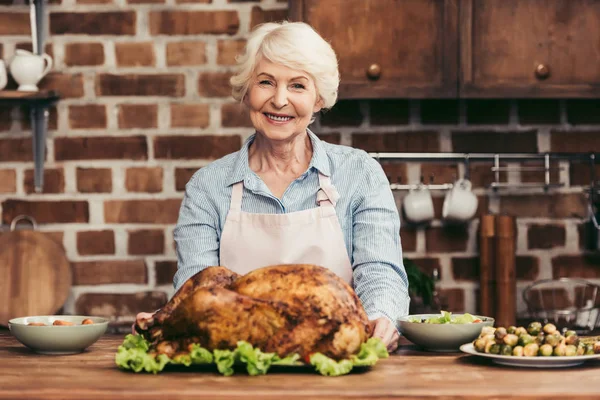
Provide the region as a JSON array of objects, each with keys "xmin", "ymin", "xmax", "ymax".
[
  {"xmin": 512, "ymin": 345, "xmax": 524, "ymax": 357},
  {"xmin": 514, "ymin": 327, "xmax": 528, "ymax": 336},
  {"xmin": 480, "ymin": 326, "xmax": 496, "ymax": 336},
  {"xmin": 585, "ymin": 344, "xmax": 595, "ymax": 355},
  {"xmin": 565, "ymin": 334, "xmax": 579, "ymax": 346},
  {"xmin": 518, "ymin": 334, "xmax": 534, "ymax": 347},
  {"xmin": 565, "ymin": 345, "xmax": 577, "ymax": 357},
  {"xmin": 474, "ymin": 338, "xmax": 487, "ymax": 353},
  {"xmin": 565, "ymin": 330, "xmax": 577, "ymax": 337},
  {"xmin": 553, "ymin": 343, "xmax": 567, "ymax": 356},
  {"xmin": 594, "ymin": 341, "xmax": 600, "ymax": 354},
  {"xmin": 489, "ymin": 344, "xmax": 501, "ymax": 355},
  {"xmin": 484, "ymin": 340, "xmax": 495, "ymax": 354},
  {"xmin": 539, "ymin": 344, "xmax": 553, "ymax": 356},
  {"xmin": 544, "ymin": 333, "xmax": 561, "ymax": 347},
  {"xmin": 528, "ymin": 321, "xmax": 542, "ymax": 336},
  {"xmin": 577, "ymin": 344, "xmax": 586, "ymax": 356},
  {"xmin": 523, "ymin": 343, "xmax": 539, "ymax": 357},
  {"xmin": 494, "ymin": 327, "xmax": 507, "ymax": 343},
  {"xmin": 542, "ymin": 323, "xmax": 557, "ymax": 335},
  {"xmin": 503, "ymin": 333, "xmax": 519, "ymax": 347},
  {"xmin": 507, "ymin": 326, "xmax": 517, "ymax": 334},
  {"xmin": 535, "ymin": 333, "xmax": 546, "ymax": 346},
  {"xmin": 500, "ymin": 344, "xmax": 513, "ymax": 356}
]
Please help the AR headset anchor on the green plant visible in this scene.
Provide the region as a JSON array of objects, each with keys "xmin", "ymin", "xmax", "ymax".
[{"xmin": 404, "ymin": 258, "xmax": 435, "ymax": 307}]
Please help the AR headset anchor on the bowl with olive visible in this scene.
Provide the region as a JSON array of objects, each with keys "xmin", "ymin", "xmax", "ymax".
[{"xmin": 460, "ymin": 321, "xmax": 600, "ymax": 368}]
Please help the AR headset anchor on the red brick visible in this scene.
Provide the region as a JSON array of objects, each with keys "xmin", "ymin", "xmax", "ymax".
[
  {"xmin": 171, "ymin": 103, "xmax": 209, "ymax": 128},
  {"xmin": 400, "ymin": 227, "xmax": 417, "ymax": 252},
  {"xmin": 155, "ymin": 260, "xmax": 178, "ymax": 285},
  {"xmin": 117, "ymin": 104, "xmax": 158, "ymax": 129},
  {"xmin": 155, "ymin": 135, "xmax": 241, "ymax": 160},
  {"xmin": 15, "ymin": 43, "xmax": 54, "ymax": 59},
  {"xmin": 77, "ymin": 230, "xmax": 115, "ymax": 255},
  {"xmin": 50, "ymin": 12, "xmax": 136, "ymax": 35},
  {"xmin": 316, "ymin": 133, "xmax": 340, "ymax": 144},
  {"xmin": 552, "ymin": 255, "xmax": 600, "ymax": 279},
  {"xmin": 425, "ymin": 225, "xmax": 469, "ymax": 253},
  {"xmin": 320, "ymin": 100, "xmax": 362, "ymax": 127},
  {"xmin": 438, "ymin": 288, "xmax": 465, "ymax": 312},
  {"xmin": 0, "ymin": 12, "xmax": 29, "ymax": 34},
  {"xmin": 0, "ymin": 107, "xmax": 12, "ymax": 131},
  {"xmin": 525, "ymin": 288, "xmax": 571, "ymax": 310},
  {"xmin": 149, "ymin": 11, "xmax": 239, "ymax": 35},
  {"xmin": 166, "ymin": 41, "xmax": 207, "ymax": 66},
  {"xmin": 104, "ymin": 199, "xmax": 182, "ymax": 224},
  {"xmin": 469, "ymin": 163, "xmax": 506, "ymax": 188},
  {"xmin": 381, "ymin": 162, "xmax": 407, "ymax": 184},
  {"xmin": 452, "ymin": 257, "xmax": 478, "ymax": 282},
  {"xmin": 24, "ymin": 168, "xmax": 65, "ymax": 194},
  {"xmin": 176, "ymin": 0, "xmax": 210, "ymax": 2},
  {"xmin": 21, "ymin": 106, "xmax": 58, "ymax": 131},
  {"xmin": 352, "ymin": 131, "xmax": 440, "ymax": 152},
  {"xmin": 421, "ymin": 163, "xmax": 459, "ymax": 185},
  {"xmin": 96, "ymin": 74, "xmax": 184, "ymax": 97},
  {"xmin": 125, "ymin": 167, "xmax": 163, "ymax": 193},
  {"xmin": 452, "ymin": 130, "xmax": 538, "ymax": 153},
  {"xmin": 175, "ymin": 167, "xmax": 199, "ymax": 191},
  {"xmin": 520, "ymin": 161, "xmax": 560, "ymax": 184},
  {"xmin": 369, "ymin": 100, "xmax": 410, "ymax": 126},
  {"xmin": 527, "ymin": 224, "xmax": 565, "ymax": 250},
  {"xmin": 75, "ymin": 291, "xmax": 167, "ymax": 319},
  {"xmin": 499, "ymin": 194, "xmax": 587, "ymax": 219},
  {"xmin": 77, "ymin": 0, "xmax": 113, "ymax": 3},
  {"xmin": 0, "ymin": 170, "xmax": 16, "ymax": 193},
  {"xmin": 516, "ymin": 256, "xmax": 539, "ymax": 281},
  {"xmin": 217, "ymin": 39, "xmax": 245, "ymax": 65},
  {"xmin": 64, "ymin": 43, "xmax": 104, "ymax": 66},
  {"xmin": 76, "ymin": 168, "xmax": 112, "ymax": 193},
  {"xmin": 68, "ymin": 105, "xmax": 107, "ymax": 129},
  {"xmin": 115, "ymin": 42, "xmax": 155, "ymax": 67},
  {"xmin": 128, "ymin": 229, "xmax": 164, "ymax": 255},
  {"xmin": 0, "ymin": 138, "xmax": 34, "ymax": 161},
  {"xmin": 198, "ymin": 72, "xmax": 233, "ymax": 98},
  {"xmin": 1, "ymin": 200, "xmax": 89, "ymax": 224},
  {"xmin": 551, "ymin": 131, "xmax": 600, "ymax": 153},
  {"xmin": 46, "ymin": 231, "xmax": 65, "ymax": 245},
  {"xmin": 221, "ymin": 103, "xmax": 252, "ymax": 127},
  {"xmin": 249, "ymin": 6, "xmax": 287, "ymax": 29},
  {"xmin": 127, "ymin": 0, "xmax": 164, "ymax": 3},
  {"xmin": 55, "ymin": 136, "xmax": 147, "ymax": 161},
  {"xmin": 570, "ymin": 162, "xmax": 600, "ymax": 187},
  {"xmin": 0, "ymin": 43, "xmax": 3, "ymax": 59},
  {"xmin": 39, "ymin": 73, "xmax": 85, "ymax": 98},
  {"xmin": 466, "ymin": 100, "xmax": 510, "ymax": 124}
]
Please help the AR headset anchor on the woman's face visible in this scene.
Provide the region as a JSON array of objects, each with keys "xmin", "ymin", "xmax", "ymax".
[{"xmin": 246, "ymin": 58, "xmax": 322, "ymax": 143}]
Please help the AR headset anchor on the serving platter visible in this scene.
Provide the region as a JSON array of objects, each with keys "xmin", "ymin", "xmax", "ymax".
[{"xmin": 460, "ymin": 343, "xmax": 600, "ymax": 368}]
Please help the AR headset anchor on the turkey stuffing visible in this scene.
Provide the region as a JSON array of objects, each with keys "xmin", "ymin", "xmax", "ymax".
[{"xmin": 135, "ymin": 264, "xmax": 374, "ymax": 361}]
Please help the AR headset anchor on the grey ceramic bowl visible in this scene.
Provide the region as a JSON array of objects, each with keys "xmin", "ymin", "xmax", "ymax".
[
  {"xmin": 398, "ymin": 314, "xmax": 494, "ymax": 352},
  {"xmin": 8, "ymin": 315, "xmax": 109, "ymax": 355}
]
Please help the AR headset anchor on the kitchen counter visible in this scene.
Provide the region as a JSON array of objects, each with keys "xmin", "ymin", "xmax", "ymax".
[{"xmin": 1, "ymin": 330, "xmax": 600, "ymax": 399}]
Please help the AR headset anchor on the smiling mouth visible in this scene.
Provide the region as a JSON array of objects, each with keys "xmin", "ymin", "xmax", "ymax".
[{"xmin": 264, "ymin": 113, "xmax": 294, "ymax": 123}]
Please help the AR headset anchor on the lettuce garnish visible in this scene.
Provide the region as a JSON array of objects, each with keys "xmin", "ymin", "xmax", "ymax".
[
  {"xmin": 409, "ymin": 310, "xmax": 477, "ymax": 324},
  {"xmin": 115, "ymin": 334, "xmax": 388, "ymax": 376}
]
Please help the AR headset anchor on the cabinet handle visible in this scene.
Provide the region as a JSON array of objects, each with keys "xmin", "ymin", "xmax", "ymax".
[
  {"xmin": 366, "ymin": 64, "xmax": 381, "ymax": 80},
  {"xmin": 535, "ymin": 64, "xmax": 550, "ymax": 80}
]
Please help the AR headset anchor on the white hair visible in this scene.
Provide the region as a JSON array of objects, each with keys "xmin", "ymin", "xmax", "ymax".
[{"xmin": 230, "ymin": 21, "xmax": 339, "ymax": 110}]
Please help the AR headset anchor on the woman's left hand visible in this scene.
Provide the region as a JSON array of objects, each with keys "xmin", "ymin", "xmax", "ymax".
[{"xmin": 371, "ymin": 316, "xmax": 400, "ymax": 353}]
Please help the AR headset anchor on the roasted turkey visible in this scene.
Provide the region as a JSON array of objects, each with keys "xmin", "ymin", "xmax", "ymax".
[{"xmin": 135, "ymin": 264, "xmax": 373, "ymax": 360}]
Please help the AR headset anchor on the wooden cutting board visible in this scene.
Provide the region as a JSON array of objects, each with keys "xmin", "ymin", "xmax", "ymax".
[{"xmin": 0, "ymin": 217, "xmax": 72, "ymax": 326}]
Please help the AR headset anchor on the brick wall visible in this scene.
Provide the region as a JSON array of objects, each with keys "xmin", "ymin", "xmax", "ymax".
[{"xmin": 1, "ymin": 0, "xmax": 599, "ymax": 327}]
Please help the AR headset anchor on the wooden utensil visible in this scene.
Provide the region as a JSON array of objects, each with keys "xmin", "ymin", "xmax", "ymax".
[
  {"xmin": 479, "ymin": 214, "xmax": 496, "ymax": 318},
  {"xmin": 0, "ymin": 215, "xmax": 72, "ymax": 327},
  {"xmin": 495, "ymin": 214, "xmax": 517, "ymax": 328}
]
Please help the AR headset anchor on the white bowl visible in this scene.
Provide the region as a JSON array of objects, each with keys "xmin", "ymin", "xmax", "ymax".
[
  {"xmin": 398, "ymin": 313, "xmax": 494, "ymax": 352},
  {"xmin": 8, "ymin": 315, "xmax": 109, "ymax": 355}
]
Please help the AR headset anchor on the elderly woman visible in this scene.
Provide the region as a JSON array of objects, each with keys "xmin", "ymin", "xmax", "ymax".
[{"xmin": 140, "ymin": 21, "xmax": 409, "ymax": 352}]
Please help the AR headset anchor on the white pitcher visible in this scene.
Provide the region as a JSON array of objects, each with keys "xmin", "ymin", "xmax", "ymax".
[
  {"xmin": 0, "ymin": 60, "xmax": 7, "ymax": 91},
  {"xmin": 9, "ymin": 49, "xmax": 53, "ymax": 92}
]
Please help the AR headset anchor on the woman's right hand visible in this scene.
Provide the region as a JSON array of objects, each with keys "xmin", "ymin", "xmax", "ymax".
[{"xmin": 131, "ymin": 311, "xmax": 157, "ymax": 335}]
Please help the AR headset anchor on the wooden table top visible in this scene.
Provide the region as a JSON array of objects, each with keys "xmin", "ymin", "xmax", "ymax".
[{"xmin": 1, "ymin": 329, "xmax": 600, "ymax": 399}]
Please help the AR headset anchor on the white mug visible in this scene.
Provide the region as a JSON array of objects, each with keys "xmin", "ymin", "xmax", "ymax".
[
  {"xmin": 442, "ymin": 179, "xmax": 478, "ymax": 222},
  {"xmin": 0, "ymin": 60, "xmax": 7, "ymax": 91},
  {"xmin": 403, "ymin": 184, "xmax": 435, "ymax": 224},
  {"xmin": 9, "ymin": 49, "xmax": 53, "ymax": 92}
]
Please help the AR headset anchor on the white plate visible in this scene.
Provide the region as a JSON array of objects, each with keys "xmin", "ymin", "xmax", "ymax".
[{"xmin": 460, "ymin": 343, "xmax": 600, "ymax": 368}]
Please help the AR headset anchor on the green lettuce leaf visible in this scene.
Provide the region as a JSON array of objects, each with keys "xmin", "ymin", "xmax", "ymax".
[
  {"xmin": 451, "ymin": 313, "xmax": 475, "ymax": 324},
  {"xmin": 272, "ymin": 353, "xmax": 302, "ymax": 365},
  {"xmin": 115, "ymin": 347, "xmax": 170, "ymax": 374},
  {"xmin": 236, "ymin": 341, "xmax": 280, "ymax": 376},
  {"xmin": 189, "ymin": 344, "xmax": 213, "ymax": 364},
  {"xmin": 309, "ymin": 353, "xmax": 354, "ymax": 376},
  {"xmin": 172, "ymin": 354, "xmax": 192, "ymax": 367},
  {"xmin": 213, "ymin": 349, "xmax": 236, "ymax": 376},
  {"xmin": 350, "ymin": 337, "xmax": 389, "ymax": 366}
]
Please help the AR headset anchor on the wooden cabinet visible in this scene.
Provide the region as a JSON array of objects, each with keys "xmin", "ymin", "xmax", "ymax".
[
  {"xmin": 289, "ymin": 0, "xmax": 459, "ymax": 98},
  {"xmin": 460, "ymin": 0, "xmax": 600, "ymax": 98}
]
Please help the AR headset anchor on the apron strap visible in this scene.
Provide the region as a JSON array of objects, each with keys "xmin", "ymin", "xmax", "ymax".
[
  {"xmin": 230, "ymin": 182, "xmax": 244, "ymax": 212},
  {"xmin": 317, "ymin": 173, "xmax": 340, "ymax": 207}
]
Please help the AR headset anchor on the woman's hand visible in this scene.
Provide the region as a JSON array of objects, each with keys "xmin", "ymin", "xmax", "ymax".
[
  {"xmin": 131, "ymin": 311, "xmax": 157, "ymax": 335},
  {"xmin": 371, "ymin": 316, "xmax": 400, "ymax": 353}
]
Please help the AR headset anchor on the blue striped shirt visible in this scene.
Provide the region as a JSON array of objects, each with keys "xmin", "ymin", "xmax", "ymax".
[{"xmin": 173, "ymin": 130, "xmax": 410, "ymax": 325}]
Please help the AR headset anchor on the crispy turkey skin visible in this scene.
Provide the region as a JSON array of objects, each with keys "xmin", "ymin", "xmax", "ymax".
[{"xmin": 136, "ymin": 264, "xmax": 372, "ymax": 360}]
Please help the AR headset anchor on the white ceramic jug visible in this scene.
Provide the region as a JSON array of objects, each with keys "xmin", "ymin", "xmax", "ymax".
[
  {"xmin": 9, "ymin": 49, "xmax": 53, "ymax": 92},
  {"xmin": 0, "ymin": 60, "xmax": 7, "ymax": 91}
]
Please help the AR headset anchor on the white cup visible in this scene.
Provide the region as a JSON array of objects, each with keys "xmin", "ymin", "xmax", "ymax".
[
  {"xmin": 403, "ymin": 184, "xmax": 435, "ymax": 224},
  {"xmin": 442, "ymin": 179, "xmax": 478, "ymax": 222},
  {"xmin": 9, "ymin": 49, "xmax": 53, "ymax": 92},
  {"xmin": 0, "ymin": 60, "xmax": 7, "ymax": 91}
]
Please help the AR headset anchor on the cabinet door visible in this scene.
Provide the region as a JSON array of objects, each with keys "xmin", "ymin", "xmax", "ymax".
[
  {"xmin": 461, "ymin": 0, "xmax": 600, "ymax": 98},
  {"xmin": 289, "ymin": 0, "xmax": 458, "ymax": 98}
]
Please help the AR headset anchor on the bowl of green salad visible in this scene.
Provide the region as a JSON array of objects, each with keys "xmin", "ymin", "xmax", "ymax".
[{"xmin": 398, "ymin": 311, "xmax": 494, "ymax": 352}]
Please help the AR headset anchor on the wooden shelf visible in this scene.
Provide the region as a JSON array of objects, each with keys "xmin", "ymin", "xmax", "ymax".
[{"xmin": 0, "ymin": 90, "xmax": 60, "ymax": 105}]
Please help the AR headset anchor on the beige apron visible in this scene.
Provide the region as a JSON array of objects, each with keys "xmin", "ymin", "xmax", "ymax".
[{"xmin": 220, "ymin": 172, "xmax": 353, "ymax": 284}]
